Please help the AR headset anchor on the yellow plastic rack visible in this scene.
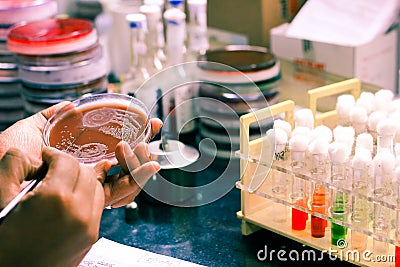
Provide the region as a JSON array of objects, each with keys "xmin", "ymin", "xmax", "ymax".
[{"xmin": 236, "ymin": 78, "xmax": 396, "ymax": 267}]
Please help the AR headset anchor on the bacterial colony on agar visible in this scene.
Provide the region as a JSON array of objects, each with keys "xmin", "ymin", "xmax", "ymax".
[{"xmin": 49, "ymin": 105, "xmax": 148, "ymax": 163}]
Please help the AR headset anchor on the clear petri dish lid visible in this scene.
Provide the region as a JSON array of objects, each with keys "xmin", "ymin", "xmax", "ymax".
[
  {"xmin": 42, "ymin": 93, "xmax": 152, "ymax": 165},
  {"xmin": 0, "ymin": 0, "xmax": 57, "ymax": 25},
  {"xmin": 7, "ymin": 18, "xmax": 98, "ymax": 55}
]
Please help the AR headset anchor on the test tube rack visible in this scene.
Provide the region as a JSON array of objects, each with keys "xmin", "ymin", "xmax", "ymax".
[{"xmin": 236, "ymin": 78, "xmax": 397, "ymax": 266}]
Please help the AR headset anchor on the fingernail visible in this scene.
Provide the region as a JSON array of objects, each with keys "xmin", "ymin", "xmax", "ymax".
[
  {"xmin": 152, "ymin": 161, "xmax": 161, "ymax": 172},
  {"xmin": 123, "ymin": 141, "xmax": 133, "ymax": 157}
]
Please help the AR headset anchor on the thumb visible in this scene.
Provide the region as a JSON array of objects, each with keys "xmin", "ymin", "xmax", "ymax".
[
  {"xmin": 40, "ymin": 101, "xmax": 70, "ymax": 120},
  {"xmin": 0, "ymin": 148, "xmax": 41, "ymax": 209}
]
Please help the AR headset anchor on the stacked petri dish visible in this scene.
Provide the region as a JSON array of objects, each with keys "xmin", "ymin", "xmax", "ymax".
[
  {"xmin": 0, "ymin": 0, "xmax": 58, "ymax": 130},
  {"xmin": 196, "ymin": 45, "xmax": 281, "ymax": 159},
  {"xmin": 7, "ymin": 17, "xmax": 109, "ymax": 116}
]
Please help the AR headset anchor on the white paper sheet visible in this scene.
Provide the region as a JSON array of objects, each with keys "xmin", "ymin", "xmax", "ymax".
[
  {"xmin": 285, "ymin": 0, "xmax": 399, "ymax": 46},
  {"xmin": 78, "ymin": 238, "xmax": 206, "ymax": 267}
]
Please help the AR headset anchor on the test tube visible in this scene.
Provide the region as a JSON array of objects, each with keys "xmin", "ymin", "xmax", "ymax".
[
  {"xmin": 289, "ymin": 134, "xmax": 309, "ymax": 231},
  {"xmin": 267, "ymin": 128, "xmax": 290, "ymax": 223},
  {"xmin": 294, "ymin": 108, "xmax": 314, "ymax": 130},
  {"xmin": 333, "ymin": 125, "xmax": 355, "ymax": 148},
  {"xmin": 310, "ymin": 125, "xmax": 333, "ymax": 144},
  {"xmin": 350, "ymin": 149, "xmax": 372, "ymax": 252},
  {"xmin": 374, "ymin": 89, "xmax": 394, "ymax": 113},
  {"xmin": 336, "ymin": 94, "xmax": 355, "ymax": 126},
  {"xmin": 308, "ymin": 138, "xmax": 330, "ymax": 238},
  {"xmin": 328, "ymin": 141, "xmax": 351, "ymax": 246},
  {"xmin": 367, "ymin": 111, "xmax": 387, "ymax": 144},
  {"xmin": 355, "ymin": 92, "xmax": 374, "ymax": 115},
  {"xmin": 291, "ymin": 126, "xmax": 311, "ymax": 139},
  {"xmin": 355, "ymin": 133, "xmax": 374, "ymax": 157},
  {"xmin": 267, "ymin": 128, "xmax": 290, "ymax": 195},
  {"xmin": 376, "ymin": 118, "xmax": 396, "ymax": 155},
  {"xmin": 372, "ymin": 151, "xmax": 395, "ymax": 254},
  {"xmin": 273, "ymin": 119, "xmax": 292, "ymax": 139},
  {"xmin": 293, "ymin": 108, "xmax": 314, "ymax": 205},
  {"xmin": 350, "ymin": 106, "xmax": 368, "ymax": 136}
]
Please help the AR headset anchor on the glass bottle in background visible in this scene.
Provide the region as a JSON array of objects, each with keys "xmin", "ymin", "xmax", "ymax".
[
  {"xmin": 141, "ymin": 1, "xmax": 167, "ymax": 64},
  {"xmin": 144, "ymin": 0, "xmax": 165, "ymax": 10},
  {"xmin": 121, "ymin": 13, "xmax": 163, "ymax": 122},
  {"xmin": 166, "ymin": 0, "xmax": 185, "ymax": 12},
  {"xmin": 106, "ymin": 0, "xmax": 142, "ymax": 79},
  {"xmin": 186, "ymin": 0, "xmax": 209, "ymax": 62},
  {"xmin": 163, "ymin": 7, "xmax": 196, "ymax": 141},
  {"xmin": 185, "ymin": 0, "xmax": 209, "ymax": 104}
]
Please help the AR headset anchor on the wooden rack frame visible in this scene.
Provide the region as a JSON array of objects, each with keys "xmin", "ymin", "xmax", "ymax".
[{"xmin": 236, "ymin": 78, "xmax": 396, "ymax": 266}]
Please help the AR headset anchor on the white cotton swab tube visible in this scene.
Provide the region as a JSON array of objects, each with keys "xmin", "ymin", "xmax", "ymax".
[
  {"xmin": 351, "ymin": 148, "xmax": 372, "ymax": 252},
  {"xmin": 350, "ymin": 106, "xmax": 368, "ymax": 135},
  {"xmin": 267, "ymin": 128, "xmax": 290, "ymax": 199},
  {"xmin": 336, "ymin": 94, "xmax": 355, "ymax": 126},
  {"xmin": 333, "ymin": 125, "xmax": 355, "ymax": 150},
  {"xmin": 308, "ymin": 138, "xmax": 329, "ymax": 176},
  {"xmin": 329, "ymin": 141, "xmax": 351, "ymax": 165},
  {"xmin": 273, "ymin": 119, "xmax": 292, "ymax": 139},
  {"xmin": 372, "ymin": 150, "xmax": 394, "ymax": 254},
  {"xmin": 266, "ymin": 128, "xmax": 288, "ymax": 156},
  {"xmin": 373, "ymin": 151, "xmax": 395, "ymax": 196},
  {"xmin": 294, "ymin": 108, "xmax": 314, "ymax": 129},
  {"xmin": 376, "ymin": 118, "xmax": 397, "ymax": 155},
  {"xmin": 291, "ymin": 126, "xmax": 311, "ymax": 139},
  {"xmin": 356, "ymin": 92, "xmax": 374, "ymax": 115},
  {"xmin": 310, "ymin": 125, "xmax": 333, "ymax": 143},
  {"xmin": 368, "ymin": 111, "xmax": 387, "ymax": 142},
  {"xmin": 374, "ymin": 89, "xmax": 394, "ymax": 113},
  {"xmin": 355, "ymin": 132, "xmax": 374, "ymax": 155}
]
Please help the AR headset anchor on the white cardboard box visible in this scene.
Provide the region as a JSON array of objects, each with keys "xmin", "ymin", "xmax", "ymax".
[{"xmin": 270, "ymin": 23, "xmax": 398, "ymax": 93}]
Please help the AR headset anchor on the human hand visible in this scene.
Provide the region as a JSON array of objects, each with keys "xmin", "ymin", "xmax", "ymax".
[
  {"xmin": 96, "ymin": 118, "xmax": 163, "ymax": 208},
  {"xmin": 0, "ymin": 147, "xmax": 104, "ymax": 267},
  {"xmin": 0, "ymin": 100, "xmax": 163, "ymax": 209},
  {"xmin": 0, "ymin": 101, "xmax": 70, "ymax": 159}
]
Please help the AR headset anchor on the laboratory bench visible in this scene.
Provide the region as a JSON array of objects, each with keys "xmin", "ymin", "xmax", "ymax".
[
  {"xmin": 99, "ymin": 157, "xmax": 356, "ymax": 267},
  {"xmin": 99, "ymin": 60, "xmax": 382, "ymax": 267}
]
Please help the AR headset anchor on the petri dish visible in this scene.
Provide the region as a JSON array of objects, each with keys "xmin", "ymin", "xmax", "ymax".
[
  {"xmin": 18, "ymin": 50, "xmax": 108, "ymax": 87},
  {"xmin": 7, "ymin": 18, "xmax": 98, "ymax": 55},
  {"xmin": 43, "ymin": 93, "xmax": 152, "ymax": 165},
  {"xmin": 0, "ymin": 81, "xmax": 20, "ymax": 97},
  {"xmin": 197, "ymin": 45, "xmax": 280, "ymax": 84},
  {"xmin": 0, "ymin": 0, "xmax": 57, "ymax": 25},
  {"xmin": 16, "ymin": 43, "xmax": 102, "ymax": 67},
  {"xmin": 0, "ymin": 62, "xmax": 18, "ymax": 82},
  {"xmin": 21, "ymin": 76, "xmax": 108, "ymax": 103}
]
